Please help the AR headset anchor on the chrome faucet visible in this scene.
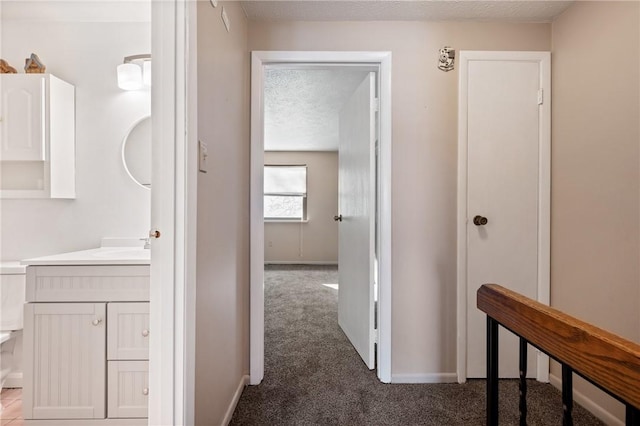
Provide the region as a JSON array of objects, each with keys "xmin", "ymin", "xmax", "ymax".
[{"xmin": 140, "ymin": 237, "xmax": 151, "ymax": 249}]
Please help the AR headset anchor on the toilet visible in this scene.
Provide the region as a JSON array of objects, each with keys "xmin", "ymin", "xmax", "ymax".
[{"xmin": 0, "ymin": 262, "xmax": 26, "ymax": 405}]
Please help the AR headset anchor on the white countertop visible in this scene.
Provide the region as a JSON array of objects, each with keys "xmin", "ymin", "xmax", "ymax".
[
  {"xmin": 0, "ymin": 261, "xmax": 26, "ymax": 274},
  {"xmin": 21, "ymin": 247, "xmax": 150, "ymax": 266}
]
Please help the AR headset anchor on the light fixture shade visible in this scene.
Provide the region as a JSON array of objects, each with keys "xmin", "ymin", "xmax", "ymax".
[
  {"xmin": 117, "ymin": 63, "xmax": 142, "ymax": 90},
  {"xmin": 143, "ymin": 60, "xmax": 152, "ymax": 87}
]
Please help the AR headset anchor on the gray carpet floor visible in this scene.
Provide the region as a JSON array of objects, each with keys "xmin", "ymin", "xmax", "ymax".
[{"xmin": 230, "ymin": 265, "xmax": 603, "ymax": 425}]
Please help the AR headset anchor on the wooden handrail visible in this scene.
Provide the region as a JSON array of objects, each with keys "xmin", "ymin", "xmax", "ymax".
[{"xmin": 477, "ymin": 284, "xmax": 640, "ymax": 409}]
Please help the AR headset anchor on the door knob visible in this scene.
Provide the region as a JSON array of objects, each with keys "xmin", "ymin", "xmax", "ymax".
[
  {"xmin": 473, "ymin": 215, "xmax": 488, "ymax": 226},
  {"xmin": 333, "ymin": 215, "xmax": 342, "ymax": 222},
  {"xmin": 149, "ymin": 229, "xmax": 161, "ymax": 239}
]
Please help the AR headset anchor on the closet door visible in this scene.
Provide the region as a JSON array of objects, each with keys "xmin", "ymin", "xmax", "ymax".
[{"xmin": 458, "ymin": 51, "xmax": 550, "ymax": 380}]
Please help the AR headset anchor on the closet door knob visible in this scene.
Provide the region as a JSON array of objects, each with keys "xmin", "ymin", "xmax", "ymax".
[
  {"xmin": 143, "ymin": 388, "xmax": 149, "ymax": 396},
  {"xmin": 142, "ymin": 329, "xmax": 150, "ymax": 337},
  {"xmin": 473, "ymin": 215, "xmax": 488, "ymax": 226},
  {"xmin": 92, "ymin": 318, "xmax": 102, "ymax": 326}
]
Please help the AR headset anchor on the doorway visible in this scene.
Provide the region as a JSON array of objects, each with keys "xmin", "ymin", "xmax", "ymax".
[
  {"xmin": 456, "ymin": 51, "xmax": 551, "ymax": 382},
  {"xmin": 250, "ymin": 51, "xmax": 392, "ymax": 384}
]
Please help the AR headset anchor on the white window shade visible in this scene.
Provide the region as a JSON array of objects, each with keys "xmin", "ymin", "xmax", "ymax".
[
  {"xmin": 264, "ymin": 166, "xmax": 306, "ymax": 196},
  {"xmin": 264, "ymin": 165, "xmax": 307, "ymax": 220}
]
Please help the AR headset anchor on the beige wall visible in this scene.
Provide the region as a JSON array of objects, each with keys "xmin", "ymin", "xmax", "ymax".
[
  {"xmin": 249, "ymin": 21, "xmax": 550, "ymax": 377},
  {"xmin": 196, "ymin": 2, "xmax": 250, "ymax": 424},
  {"xmin": 264, "ymin": 151, "xmax": 338, "ymax": 264},
  {"xmin": 551, "ymin": 2, "xmax": 640, "ymax": 422}
]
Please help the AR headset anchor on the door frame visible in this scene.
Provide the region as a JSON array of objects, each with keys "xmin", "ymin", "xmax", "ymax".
[
  {"xmin": 250, "ymin": 51, "xmax": 393, "ymax": 384},
  {"xmin": 149, "ymin": 0, "xmax": 197, "ymax": 424},
  {"xmin": 456, "ymin": 50, "xmax": 551, "ymax": 383}
]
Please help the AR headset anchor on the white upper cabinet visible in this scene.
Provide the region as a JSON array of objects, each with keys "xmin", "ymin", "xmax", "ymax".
[
  {"xmin": 0, "ymin": 73, "xmax": 75, "ymax": 198},
  {"xmin": 1, "ymin": 74, "xmax": 44, "ymax": 161}
]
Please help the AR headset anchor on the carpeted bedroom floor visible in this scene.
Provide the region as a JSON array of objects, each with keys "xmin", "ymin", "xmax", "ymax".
[{"xmin": 230, "ymin": 265, "xmax": 603, "ymax": 425}]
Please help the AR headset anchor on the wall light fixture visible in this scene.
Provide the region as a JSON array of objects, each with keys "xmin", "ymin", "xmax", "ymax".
[{"xmin": 117, "ymin": 54, "xmax": 151, "ymax": 90}]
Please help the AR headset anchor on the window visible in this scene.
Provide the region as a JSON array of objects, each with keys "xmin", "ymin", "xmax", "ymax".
[{"xmin": 264, "ymin": 165, "xmax": 307, "ymax": 220}]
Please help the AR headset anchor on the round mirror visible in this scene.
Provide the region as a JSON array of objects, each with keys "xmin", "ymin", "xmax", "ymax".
[{"xmin": 122, "ymin": 115, "xmax": 151, "ymax": 189}]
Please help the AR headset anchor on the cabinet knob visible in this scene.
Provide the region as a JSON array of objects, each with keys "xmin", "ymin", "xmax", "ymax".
[
  {"xmin": 143, "ymin": 388, "xmax": 149, "ymax": 396},
  {"xmin": 92, "ymin": 318, "xmax": 102, "ymax": 326},
  {"xmin": 142, "ymin": 329, "xmax": 150, "ymax": 337}
]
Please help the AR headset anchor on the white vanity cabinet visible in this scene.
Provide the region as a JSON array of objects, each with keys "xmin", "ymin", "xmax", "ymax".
[
  {"xmin": 0, "ymin": 73, "xmax": 75, "ymax": 199},
  {"xmin": 23, "ymin": 265, "xmax": 149, "ymax": 425}
]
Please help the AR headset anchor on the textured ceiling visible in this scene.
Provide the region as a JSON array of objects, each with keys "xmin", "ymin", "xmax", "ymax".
[
  {"xmin": 241, "ymin": 1, "xmax": 574, "ymax": 22},
  {"xmin": 264, "ymin": 68, "xmax": 369, "ymax": 151}
]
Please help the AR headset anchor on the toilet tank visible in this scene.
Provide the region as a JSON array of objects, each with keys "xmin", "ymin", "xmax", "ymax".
[{"xmin": 0, "ymin": 262, "xmax": 26, "ymax": 331}]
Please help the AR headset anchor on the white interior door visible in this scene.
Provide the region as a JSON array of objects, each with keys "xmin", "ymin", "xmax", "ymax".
[
  {"xmin": 460, "ymin": 52, "xmax": 550, "ymax": 379},
  {"xmin": 337, "ymin": 72, "xmax": 376, "ymax": 369}
]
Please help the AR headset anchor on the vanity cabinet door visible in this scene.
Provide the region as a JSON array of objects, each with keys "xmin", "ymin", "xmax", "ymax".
[
  {"xmin": 107, "ymin": 361, "xmax": 149, "ymax": 418},
  {"xmin": 23, "ymin": 303, "xmax": 106, "ymax": 420},
  {"xmin": 107, "ymin": 302, "xmax": 150, "ymax": 360}
]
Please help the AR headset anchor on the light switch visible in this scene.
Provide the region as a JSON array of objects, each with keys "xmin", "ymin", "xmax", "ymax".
[{"xmin": 198, "ymin": 140, "xmax": 208, "ymax": 173}]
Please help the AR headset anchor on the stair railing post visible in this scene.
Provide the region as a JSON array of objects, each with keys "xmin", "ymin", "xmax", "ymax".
[
  {"xmin": 487, "ymin": 316, "xmax": 499, "ymax": 426},
  {"xmin": 562, "ymin": 364, "xmax": 574, "ymax": 426},
  {"xmin": 626, "ymin": 405, "xmax": 640, "ymax": 426},
  {"xmin": 519, "ymin": 337, "xmax": 528, "ymax": 426}
]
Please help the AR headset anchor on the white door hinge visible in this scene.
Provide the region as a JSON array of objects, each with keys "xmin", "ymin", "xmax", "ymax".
[
  {"xmin": 374, "ymin": 98, "xmax": 380, "ymax": 112},
  {"xmin": 537, "ymin": 89, "xmax": 544, "ymax": 105},
  {"xmin": 374, "ymin": 329, "xmax": 379, "ymax": 344}
]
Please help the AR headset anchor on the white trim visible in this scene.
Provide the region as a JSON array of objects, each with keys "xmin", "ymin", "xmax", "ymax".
[
  {"xmin": 549, "ymin": 374, "xmax": 624, "ymax": 426},
  {"xmin": 250, "ymin": 52, "xmax": 266, "ymax": 385},
  {"xmin": 264, "ymin": 219, "xmax": 310, "ymax": 223},
  {"xmin": 23, "ymin": 420, "xmax": 147, "ymax": 426},
  {"xmin": 264, "ymin": 261, "xmax": 338, "ymax": 265},
  {"xmin": 456, "ymin": 50, "xmax": 469, "ymax": 383},
  {"xmin": 391, "ymin": 373, "xmax": 458, "ymax": 384},
  {"xmin": 222, "ymin": 375, "xmax": 250, "ymax": 426},
  {"xmin": 251, "ymin": 51, "xmax": 393, "ymax": 385},
  {"xmin": 178, "ymin": 0, "xmax": 198, "ymax": 424},
  {"xmin": 149, "ymin": 1, "xmax": 196, "ymax": 425},
  {"xmin": 536, "ymin": 52, "xmax": 551, "ymax": 383},
  {"xmin": 456, "ymin": 51, "xmax": 551, "ymax": 383}
]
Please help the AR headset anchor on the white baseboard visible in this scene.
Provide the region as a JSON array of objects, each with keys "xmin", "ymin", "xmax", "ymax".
[
  {"xmin": 264, "ymin": 261, "xmax": 338, "ymax": 265},
  {"xmin": 391, "ymin": 373, "xmax": 458, "ymax": 384},
  {"xmin": 549, "ymin": 373, "xmax": 623, "ymax": 426},
  {"xmin": 222, "ymin": 374, "xmax": 249, "ymax": 426},
  {"xmin": 3, "ymin": 372, "xmax": 22, "ymax": 388}
]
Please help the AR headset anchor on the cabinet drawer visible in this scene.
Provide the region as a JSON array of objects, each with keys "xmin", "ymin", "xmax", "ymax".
[
  {"xmin": 26, "ymin": 265, "xmax": 149, "ymax": 302},
  {"xmin": 107, "ymin": 361, "xmax": 148, "ymax": 418},
  {"xmin": 107, "ymin": 303, "xmax": 149, "ymax": 360}
]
